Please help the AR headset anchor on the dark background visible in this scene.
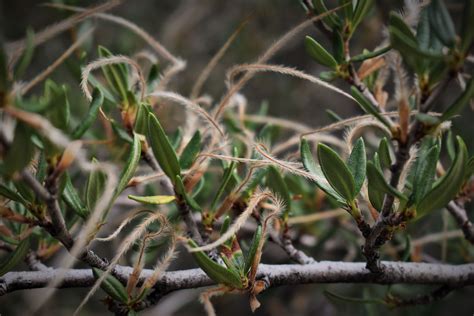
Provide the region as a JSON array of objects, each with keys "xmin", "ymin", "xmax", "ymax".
[{"xmin": 0, "ymin": 0, "xmax": 473, "ymax": 315}]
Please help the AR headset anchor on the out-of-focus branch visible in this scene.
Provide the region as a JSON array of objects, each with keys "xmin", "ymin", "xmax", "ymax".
[{"xmin": 446, "ymin": 201, "xmax": 474, "ymax": 245}]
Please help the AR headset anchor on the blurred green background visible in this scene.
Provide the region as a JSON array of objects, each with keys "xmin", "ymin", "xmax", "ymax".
[{"xmin": 0, "ymin": 0, "xmax": 473, "ymax": 315}]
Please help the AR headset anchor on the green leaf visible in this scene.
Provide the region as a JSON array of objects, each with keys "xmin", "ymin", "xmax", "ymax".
[
  {"xmin": 367, "ymin": 161, "xmax": 406, "ymax": 201},
  {"xmin": 115, "ymin": 133, "xmax": 141, "ymax": 196},
  {"xmin": 317, "ymin": 143, "xmax": 356, "ymax": 202},
  {"xmin": 179, "ymin": 131, "xmax": 201, "ymax": 169},
  {"xmin": 305, "ymin": 36, "xmax": 338, "ymax": 69},
  {"xmin": 98, "ymin": 46, "xmax": 129, "ymax": 101},
  {"xmin": 4, "ymin": 123, "xmax": 35, "ymax": 174},
  {"xmin": 44, "ymin": 80, "xmax": 70, "ymax": 131},
  {"xmin": 148, "ymin": 113, "xmax": 181, "ymax": 184},
  {"xmin": 326, "ymin": 109, "xmax": 342, "ymax": 122},
  {"xmin": 171, "ymin": 128, "xmax": 183, "ymax": 150},
  {"xmin": 188, "ymin": 239, "xmax": 244, "ymax": 289},
  {"xmin": 243, "ymin": 225, "xmax": 262, "ymax": 274},
  {"xmin": 71, "ymin": 88, "xmax": 104, "ymax": 139},
  {"xmin": 352, "ymin": 0, "xmax": 374, "ymax": 31},
  {"xmin": 350, "ymin": 45, "xmax": 391, "ymax": 62},
  {"xmin": 460, "ymin": 0, "xmax": 474, "ymax": 52},
  {"xmin": 300, "ymin": 139, "xmax": 344, "ymax": 203},
  {"xmin": 13, "ymin": 28, "xmax": 35, "ymax": 80},
  {"xmin": 440, "ymin": 78, "xmax": 474, "ymax": 122},
  {"xmin": 350, "ymin": 86, "xmax": 391, "ymax": 128},
  {"xmin": 428, "ymin": 0, "xmax": 456, "ymax": 47},
  {"xmin": 412, "ymin": 144, "xmax": 440, "ymax": 204},
  {"xmin": 111, "ymin": 119, "xmax": 133, "ymax": 144},
  {"xmin": 416, "ymin": 137, "xmax": 468, "ymax": 217},
  {"xmin": 332, "ymin": 30, "xmax": 344, "ymax": 63},
  {"xmin": 128, "ymin": 195, "xmax": 175, "ymax": 205},
  {"xmin": 92, "ymin": 268, "xmax": 128, "ymax": 303},
  {"xmin": 85, "ymin": 158, "xmax": 107, "ymax": 211},
  {"xmin": 62, "ymin": 173, "xmax": 88, "ymax": 219},
  {"xmin": 377, "ymin": 137, "xmax": 392, "ymax": 169},
  {"xmin": 210, "ymin": 155, "xmax": 237, "ymax": 212},
  {"xmin": 0, "ymin": 184, "xmax": 28, "ymax": 205},
  {"xmin": 417, "ymin": 9, "xmax": 431, "ymax": 51},
  {"xmin": 0, "ymin": 238, "xmax": 30, "ymax": 277},
  {"xmin": 134, "ymin": 103, "xmax": 151, "ymax": 135},
  {"xmin": 175, "ymin": 175, "xmax": 201, "ymax": 212},
  {"xmin": 312, "ymin": 0, "xmax": 342, "ymax": 29},
  {"xmin": 266, "ymin": 166, "xmax": 291, "ymax": 218},
  {"xmin": 347, "ymin": 138, "xmax": 366, "ymax": 195}
]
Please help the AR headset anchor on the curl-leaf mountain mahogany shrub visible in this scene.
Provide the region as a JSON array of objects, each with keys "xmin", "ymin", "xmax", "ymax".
[{"xmin": 0, "ymin": 0, "xmax": 474, "ymax": 315}]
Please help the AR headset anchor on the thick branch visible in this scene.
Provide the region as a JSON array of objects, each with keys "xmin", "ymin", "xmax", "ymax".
[{"xmin": 2, "ymin": 262, "xmax": 474, "ymax": 296}]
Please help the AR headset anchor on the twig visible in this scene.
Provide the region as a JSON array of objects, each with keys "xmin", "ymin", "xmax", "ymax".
[
  {"xmin": 280, "ymin": 233, "xmax": 316, "ymax": 264},
  {"xmin": 25, "ymin": 251, "xmax": 50, "ymax": 271},
  {"xmin": 446, "ymin": 201, "xmax": 474, "ymax": 245}
]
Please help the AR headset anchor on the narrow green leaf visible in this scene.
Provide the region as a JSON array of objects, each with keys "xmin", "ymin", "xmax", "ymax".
[
  {"xmin": 300, "ymin": 139, "xmax": 344, "ymax": 203},
  {"xmin": 417, "ymin": 137, "xmax": 468, "ymax": 217},
  {"xmin": 428, "ymin": 0, "xmax": 456, "ymax": 47},
  {"xmin": 0, "ymin": 238, "xmax": 30, "ymax": 276},
  {"xmin": 350, "ymin": 45, "xmax": 391, "ymax": 62},
  {"xmin": 148, "ymin": 113, "xmax": 181, "ymax": 184},
  {"xmin": 332, "ymin": 30, "xmax": 344, "ymax": 63},
  {"xmin": 367, "ymin": 161, "xmax": 406, "ymax": 201},
  {"xmin": 134, "ymin": 103, "xmax": 150, "ymax": 135},
  {"xmin": 171, "ymin": 128, "xmax": 183, "ymax": 150},
  {"xmin": 417, "ymin": 9, "xmax": 431, "ymax": 51},
  {"xmin": 115, "ymin": 133, "xmax": 141, "ymax": 196},
  {"xmin": 440, "ymin": 78, "xmax": 474, "ymax": 122},
  {"xmin": 312, "ymin": 0, "xmax": 342, "ymax": 29},
  {"xmin": 352, "ymin": 0, "xmax": 374, "ymax": 31},
  {"xmin": 175, "ymin": 175, "xmax": 201, "ymax": 212},
  {"xmin": 92, "ymin": 268, "xmax": 128, "ymax": 303},
  {"xmin": 244, "ymin": 225, "xmax": 262, "ymax": 274},
  {"xmin": 71, "ymin": 88, "xmax": 104, "ymax": 139},
  {"xmin": 111, "ymin": 119, "xmax": 133, "ymax": 144},
  {"xmin": 305, "ymin": 36, "xmax": 338, "ymax": 69},
  {"xmin": 4, "ymin": 123, "xmax": 35, "ymax": 174},
  {"xmin": 179, "ymin": 131, "xmax": 202, "ymax": 170},
  {"xmin": 0, "ymin": 185, "xmax": 28, "ymax": 205},
  {"xmin": 13, "ymin": 28, "xmax": 35, "ymax": 79},
  {"xmin": 318, "ymin": 143, "xmax": 356, "ymax": 202},
  {"xmin": 326, "ymin": 109, "xmax": 342, "ymax": 122},
  {"xmin": 412, "ymin": 145, "xmax": 440, "ymax": 204},
  {"xmin": 128, "ymin": 195, "xmax": 175, "ymax": 205},
  {"xmin": 210, "ymin": 157, "xmax": 237, "ymax": 212},
  {"xmin": 85, "ymin": 158, "xmax": 107, "ymax": 211},
  {"xmin": 347, "ymin": 138, "xmax": 366, "ymax": 195},
  {"xmin": 350, "ymin": 86, "xmax": 391, "ymax": 128},
  {"xmin": 62, "ymin": 173, "xmax": 88, "ymax": 219},
  {"xmin": 460, "ymin": 0, "xmax": 474, "ymax": 52},
  {"xmin": 188, "ymin": 239, "xmax": 243, "ymax": 289},
  {"xmin": 44, "ymin": 80, "xmax": 70, "ymax": 131},
  {"xmin": 377, "ymin": 137, "xmax": 392, "ymax": 169},
  {"xmin": 98, "ymin": 46, "xmax": 129, "ymax": 101}
]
